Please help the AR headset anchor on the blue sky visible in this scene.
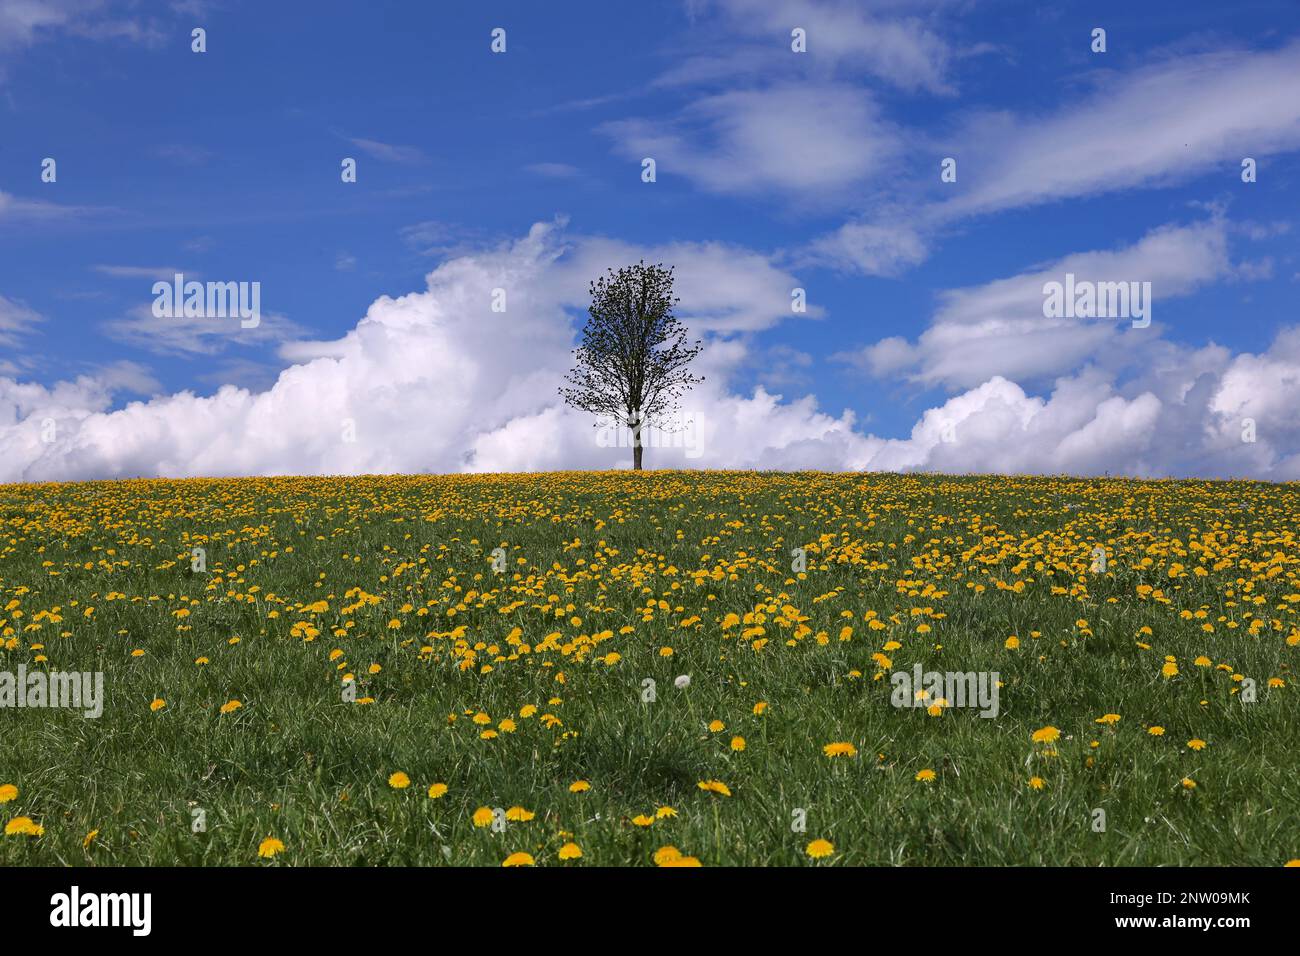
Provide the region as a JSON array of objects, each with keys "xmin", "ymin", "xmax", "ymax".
[{"xmin": 2, "ymin": 0, "xmax": 1299, "ymax": 480}]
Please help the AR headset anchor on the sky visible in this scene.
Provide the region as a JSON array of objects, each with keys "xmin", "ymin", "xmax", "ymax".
[{"xmin": 1, "ymin": 0, "xmax": 1299, "ymax": 482}]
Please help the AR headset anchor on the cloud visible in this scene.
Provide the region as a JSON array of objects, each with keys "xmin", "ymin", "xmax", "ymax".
[
  {"xmin": 803, "ymin": 40, "xmax": 1300, "ymax": 275},
  {"xmin": 101, "ymin": 304, "xmax": 306, "ymax": 357},
  {"xmin": 0, "ymin": 190, "xmax": 108, "ymax": 224},
  {"xmin": 675, "ymin": 0, "xmax": 955, "ymax": 94},
  {"xmin": 0, "ymin": 0, "xmax": 97, "ymax": 50},
  {"xmin": 936, "ymin": 41, "xmax": 1300, "ymax": 220},
  {"xmin": 602, "ymin": 83, "xmax": 902, "ymax": 199},
  {"xmin": 1, "ymin": 221, "xmax": 1299, "ymax": 484},
  {"xmin": 0, "ymin": 0, "xmax": 168, "ymax": 54},
  {"xmin": 348, "ymin": 137, "xmax": 428, "ymax": 165},
  {"xmin": 836, "ymin": 217, "xmax": 1234, "ymax": 390},
  {"xmin": 799, "ymin": 219, "xmax": 928, "ymax": 276},
  {"xmin": 92, "ymin": 265, "xmax": 192, "ymax": 280},
  {"xmin": 0, "ymin": 294, "xmax": 43, "ymax": 347}
]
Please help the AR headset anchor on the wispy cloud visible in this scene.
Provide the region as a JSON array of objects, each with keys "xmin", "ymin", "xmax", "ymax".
[
  {"xmin": 347, "ymin": 137, "xmax": 428, "ymax": 165},
  {"xmin": 92, "ymin": 264, "xmax": 193, "ymax": 280}
]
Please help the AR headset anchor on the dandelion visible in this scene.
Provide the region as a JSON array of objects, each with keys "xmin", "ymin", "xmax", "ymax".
[
  {"xmin": 0, "ymin": 784, "xmax": 17, "ymax": 803},
  {"xmin": 558, "ymin": 842, "xmax": 583, "ymax": 860},
  {"xmin": 427, "ymin": 783, "xmax": 448, "ymax": 799},
  {"xmin": 150, "ymin": 698, "xmax": 166, "ymax": 712},
  {"xmin": 257, "ymin": 837, "xmax": 285, "ymax": 858},
  {"xmin": 674, "ymin": 675, "xmax": 691, "ymax": 689},
  {"xmin": 219, "ymin": 699, "xmax": 242, "ymax": 715},
  {"xmin": 1031, "ymin": 726, "xmax": 1060, "ymax": 744},
  {"xmin": 731, "ymin": 736, "xmax": 746, "ymax": 752},
  {"xmin": 472, "ymin": 807, "xmax": 494, "ymax": 827},
  {"xmin": 568, "ymin": 780, "xmax": 591, "ymax": 793},
  {"xmin": 4, "ymin": 816, "xmax": 43, "ymax": 837},
  {"xmin": 653, "ymin": 845, "xmax": 682, "ymax": 865},
  {"xmin": 1028, "ymin": 777, "xmax": 1045, "ymax": 790},
  {"xmin": 505, "ymin": 806, "xmax": 535, "ymax": 822},
  {"xmin": 1148, "ymin": 726, "xmax": 1166, "ymax": 737},
  {"xmin": 501, "ymin": 852, "xmax": 535, "ymax": 867},
  {"xmin": 915, "ymin": 769, "xmax": 936, "ymax": 783},
  {"xmin": 822, "ymin": 742, "xmax": 857, "ymax": 758},
  {"xmin": 806, "ymin": 839, "xmax": 834, "ymax": 859},
  {"xmin": 1187, "ymin": 739, "xmax": 1207, "ymax": 751},
  {"xmin": 697, "ymin": 780, "xmax": 732, "ymax": 797},
  {"xmin": 388, "ymin": 772, "xmax": 411, "ymax": 789}
]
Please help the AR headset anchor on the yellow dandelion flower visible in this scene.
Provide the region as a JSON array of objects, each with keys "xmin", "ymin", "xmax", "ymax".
[
  {"xmin": 4, "ymin": 816, "xmax": 44, "ymax": 837},
  {"xmin": 806, "ymin": 838, "xmax": 834, "ymax": 859},
  {"xmin": 501, "ymin": 852, "xmax": 535, "ymax": 867},
  {"xmin": 388, "ymin": 772, "xmax": 411, "ymax": 789},
  {"xmin": 427, "ymin": 783, "xmax": 448, "ymax": 799},
  {"xmin": 653, "ymin": 845, "xmax": 682, "ymax": 865},
  {"xmin": 257, "ymin": 837, "xmax": 285, "ymax": 858},
  {"xmin": 558, "ymin": 842, "xmax": 583, "ymax": 860},
  {"xmin": 1031, "ymin": 726, "xmax": 1060, "ymax": 744}
]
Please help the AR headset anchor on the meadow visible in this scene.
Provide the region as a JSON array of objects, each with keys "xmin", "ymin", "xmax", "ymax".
[{"xmin": 0, "ymin": 471, "xmax": 1296, "ymax": 866}]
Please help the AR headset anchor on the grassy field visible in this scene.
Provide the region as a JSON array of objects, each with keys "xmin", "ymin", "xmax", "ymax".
[{"xmin": 0, "ymin": 471, "xmax": 1296, "ymax": 867}]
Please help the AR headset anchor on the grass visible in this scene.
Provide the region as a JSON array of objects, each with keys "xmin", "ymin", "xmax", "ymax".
[{"xmin": 0, "ymin": 470, "xmax": 1296, "ymax": 866}]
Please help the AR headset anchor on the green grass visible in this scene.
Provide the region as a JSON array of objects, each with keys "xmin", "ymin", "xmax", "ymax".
[{"xmin": 0, "ymin": 471, "xmax": 1296, "ymax": 866}]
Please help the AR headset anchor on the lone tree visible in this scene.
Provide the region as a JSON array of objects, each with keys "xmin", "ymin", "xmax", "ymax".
[{"xmin": 560, "ymin": 261, "xmax": 703, "ymax": 470}]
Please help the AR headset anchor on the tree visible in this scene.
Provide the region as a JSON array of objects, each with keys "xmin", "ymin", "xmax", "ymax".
[{"xmin": 560, "ymin": 261, "xmax": 703, "ymax": 470}]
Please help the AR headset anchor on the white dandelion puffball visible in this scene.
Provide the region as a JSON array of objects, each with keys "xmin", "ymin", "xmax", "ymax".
[{"xmin": 674, "ymin": 675, "xmax": 691, "ymax": 689}]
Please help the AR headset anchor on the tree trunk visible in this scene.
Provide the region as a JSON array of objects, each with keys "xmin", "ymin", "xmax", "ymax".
[{"xmin": 631, "ymin": 414, "xmax": 643, "ymax": 470}]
